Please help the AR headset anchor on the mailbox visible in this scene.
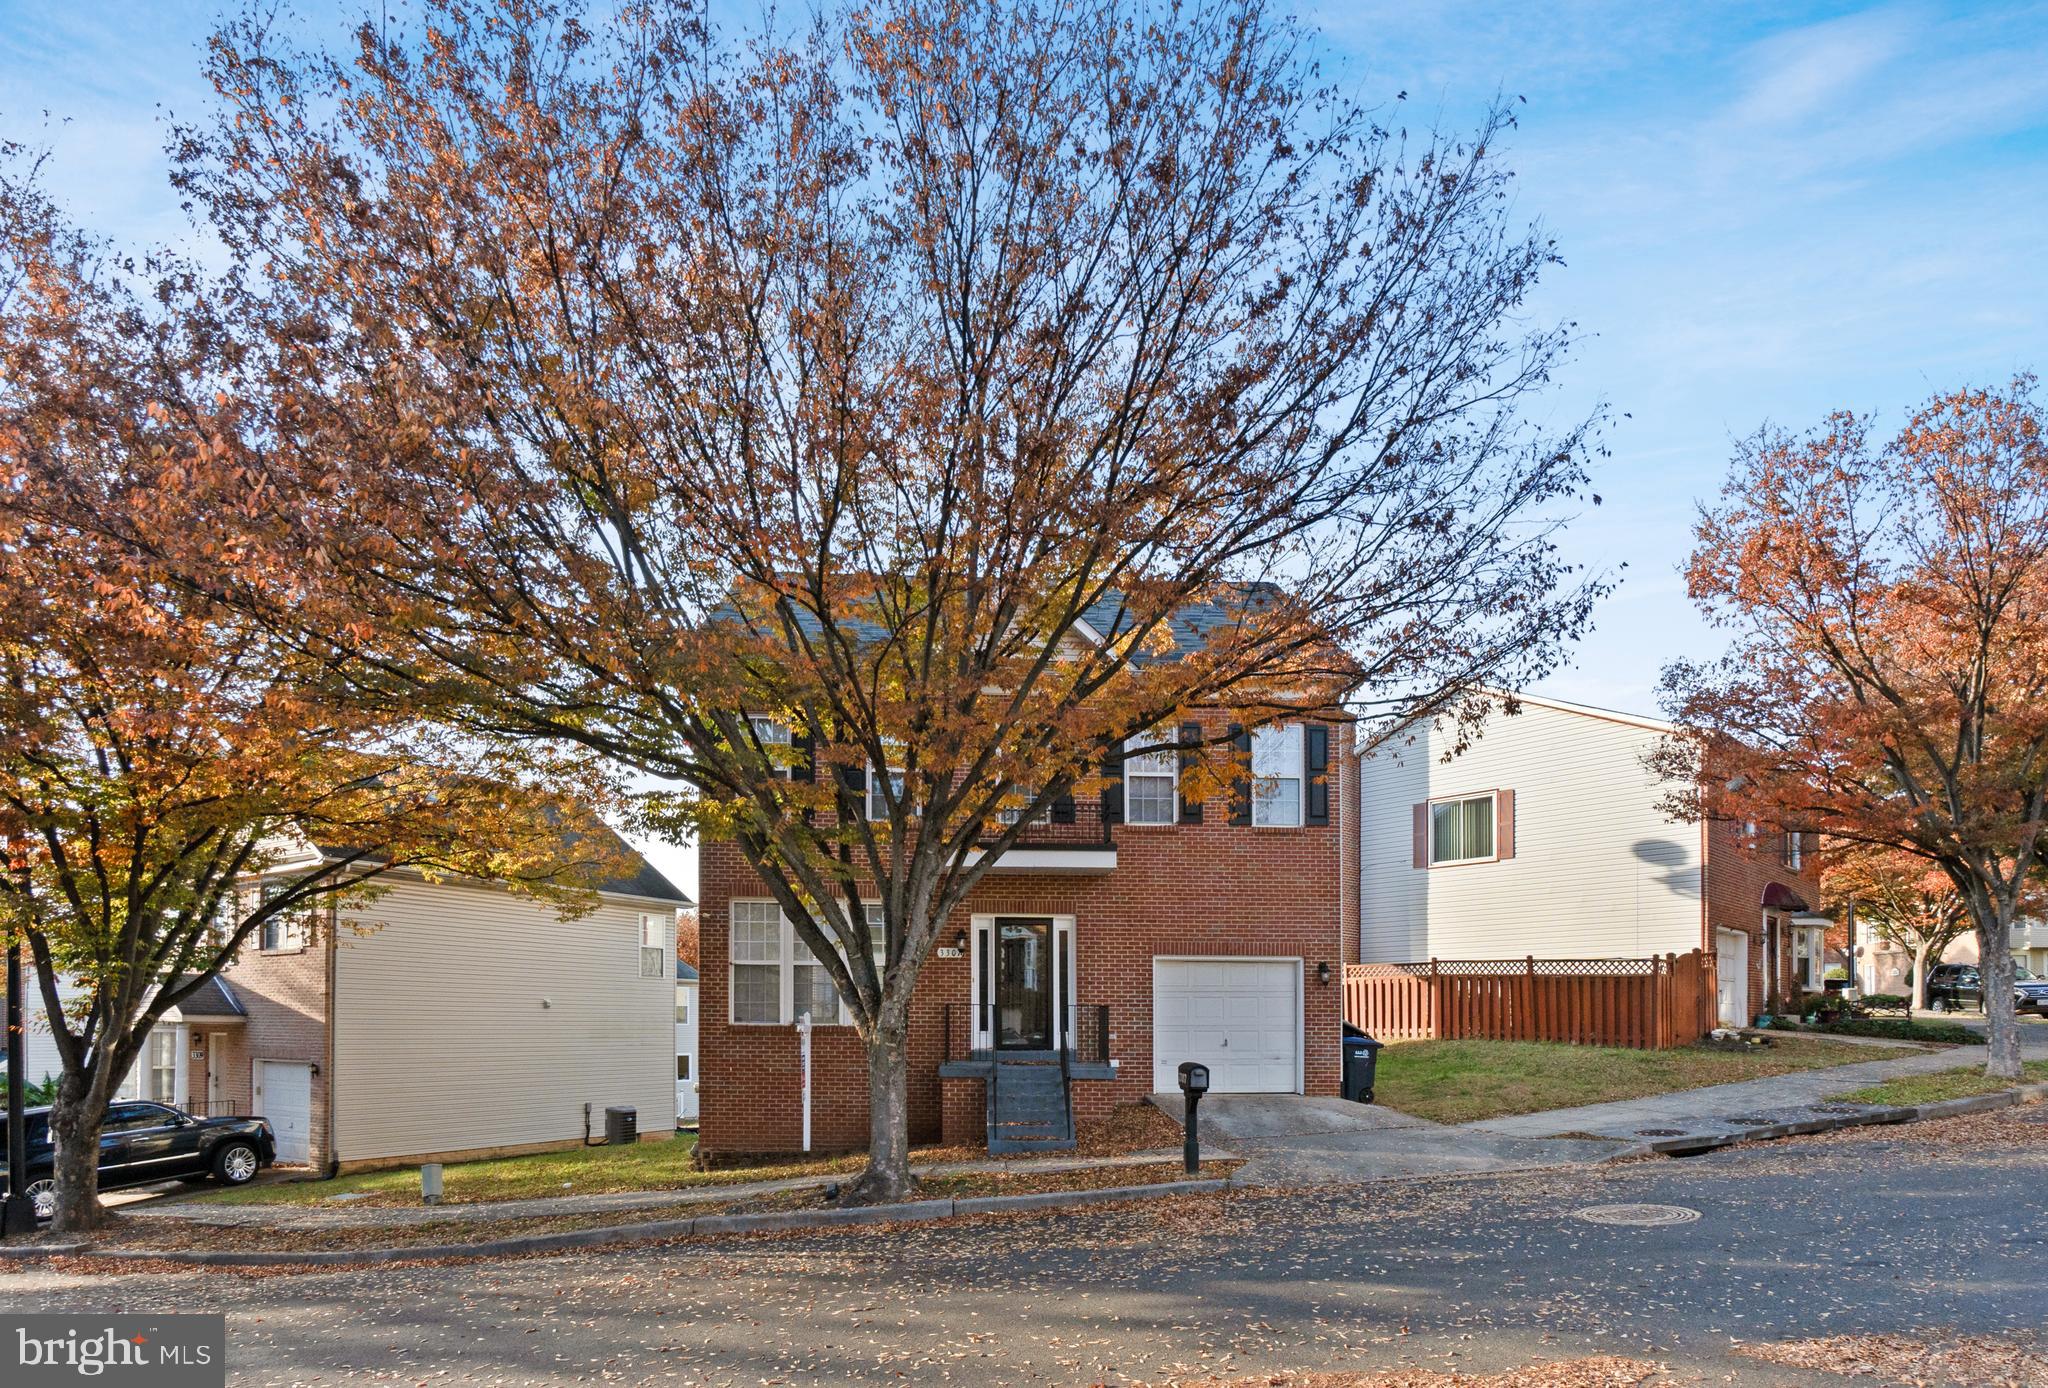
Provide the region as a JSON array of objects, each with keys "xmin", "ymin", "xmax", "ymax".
[{"xmin": 1175, "ymin": 1062, "xmax": 1210, "ymax": 1173}]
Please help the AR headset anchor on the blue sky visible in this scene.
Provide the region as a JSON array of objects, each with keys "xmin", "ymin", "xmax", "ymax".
[{"xmin": 5, "ymin": 1, "xmax": 2046, "ymax": 895}]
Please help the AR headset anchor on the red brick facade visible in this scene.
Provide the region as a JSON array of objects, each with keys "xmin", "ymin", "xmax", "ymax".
[
  {"xmin": 1702, "ymin": 821, "xmax": 1826, "ymax": 1021},
  {"xmin": 698, "ymin": 720, "xmax": 1348, "ymax": 1157},
  {"xmin": 208, "ymin": 919, "xmax": 334, "ymax": 1165}
]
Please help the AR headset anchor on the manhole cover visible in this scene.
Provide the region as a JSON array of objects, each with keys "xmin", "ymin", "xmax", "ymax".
[
  {"xmin": 1573, "ymin": 1203, "xmax": 1702, "ymax": 1227},
  {"xmin": 1724, "ymin": 1115, "xmax": 1776, "ymax": 1126},
  {"xmin": 1634, "ymin": 1127, "xmax": 1685, "ymax": 1136}
]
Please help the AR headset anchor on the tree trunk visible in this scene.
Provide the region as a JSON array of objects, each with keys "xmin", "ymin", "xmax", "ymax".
[
  {"xmin": 848, "ymin": 1024, "xmax": 914, "ymax": 1205},
  {"xmin": 1975, "ymin": 905, "xmax": 2022, "ymax": 1080},
  {"xmin": 1911, "ymin": 940, "xmax": 1929, "ymax": 1012},
  {"xmin": 47, "ymin": 1073, "xmax": 112, "ymax": 1234}
]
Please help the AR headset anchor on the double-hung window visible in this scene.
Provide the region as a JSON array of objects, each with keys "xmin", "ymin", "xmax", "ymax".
[
  {"xmin": 791, "ymin": 930, "xmax": 842, "ymax": 1024},
  {"xmin": 1250, "ymin": 724, "xmax": 1304, "ymax": 827},
  {"xmin": 996, "ymin": 783, "xmax": 1044, "ymax": 827},
  {"xmin": 1429, "ymin": 793, "xmax": 1497, "ymax": 865},
  {"xmin": 730, "ymin": 902, "xmax": 886, "ymax": 1025},
  {"xmin": 1783, "ymin": 831, "xmax": 1803, "ymax": 870},
  {"xmin": 866, "ymin": 759, "xmax": 906, "ymax": 821},
  {"xmin": 258, "ymin": 881, "xmax": 309, "ymax": 952},
  {"xmin": 748, "ymin": 716, "xmax": 793, "ymax": 778},
  {"xmin": 146, "ymin": 1030, "xmax": 176, "ymax": 1105},
  {"xmin": 729, "ymin": 902, "xmax": 783, "ymax": 1024},
  {"xmin": 1124, "ymin": 730, "xmax": 1179, "ymax": 826},
  {"xmin": 639, "ymin": 913, "xmax": 668, "ymax": 978}
]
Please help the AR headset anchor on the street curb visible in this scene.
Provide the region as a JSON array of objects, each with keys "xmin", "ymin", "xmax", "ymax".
[
  {"xmin": 1637, "ymin": 1079, "xmax": 2048, "ymax": 1157},
  {"xmin": 0, "ymin": 1177, "xmax": 1229, "ymax": 1268}
]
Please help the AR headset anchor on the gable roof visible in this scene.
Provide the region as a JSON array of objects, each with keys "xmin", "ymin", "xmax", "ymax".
[{"xmin": 312, "ymin": 821, "xmax": 692, "ymax": 907}]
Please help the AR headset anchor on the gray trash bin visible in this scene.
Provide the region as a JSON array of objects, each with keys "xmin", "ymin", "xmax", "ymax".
[{"xmin": 1342, "ymin": 1031, "xmax": 1383, "ymax": 1104}]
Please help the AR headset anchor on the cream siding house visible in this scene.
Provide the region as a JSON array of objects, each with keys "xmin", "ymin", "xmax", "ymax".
[
  {"xmin": 1356, "ymin": 694, "xmax": 1705, "ymax": 963},
  {"xmin": 208, "ymin": 833, "xmax": 693, "ymax": 1172},
  {"xmin": 326, "ymin": 874, "xmax": 682, "ymax": 1166}
]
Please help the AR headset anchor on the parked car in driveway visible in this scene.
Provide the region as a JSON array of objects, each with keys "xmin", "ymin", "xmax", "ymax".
[
  {"xmin": 0, "ymin": 1100, "xmax": 276, "ymax": 1220},
  {"xmin": 2013, "ymin": 965, "xmax": 2048, "ymax": 1015}
]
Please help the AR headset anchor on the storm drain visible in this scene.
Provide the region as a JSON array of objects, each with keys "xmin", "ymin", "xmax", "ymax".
[
  {"xmin": 1573, "ymin": 1203, "xmax": 1702, "ymax": 1227},
  {"xmin": 1724, "ymin": 1115, "xmax": 1777, "ymax": 1126},
  {"xmin": 1810, "ymin": 1103, "xmax": 1863, "ymax": 1114},
  {"xmin": 1634, "ymin": 1127, "xmax": 1685, "ymax": 1136}
]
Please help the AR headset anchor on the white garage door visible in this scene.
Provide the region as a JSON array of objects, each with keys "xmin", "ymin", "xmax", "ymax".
[
  {"xmin": 254, "ymin": 1061, "xmax": 314, "ymax": 1165},
  {"xmin": 1153, "ymin": 958, "xmax": 1301, "ymax": 1093}
]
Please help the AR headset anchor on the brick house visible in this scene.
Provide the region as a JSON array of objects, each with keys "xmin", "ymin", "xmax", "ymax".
[
  {"xmin": 181, "ymin": 834, "xmax": 690, "ymax": 1172},
  {"xmin": 1352, "ymin": 692, "xmax": 1826, "ymax": 1029},
  {"xmin": 698, "ymin": 709, "xmax": 1352, "ymax": 1158}
]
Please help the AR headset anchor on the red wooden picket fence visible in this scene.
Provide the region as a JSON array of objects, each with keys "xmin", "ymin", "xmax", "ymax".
[{"xmin": 1344, "ymin": 951, "xmax": 1717, "ymax": 1051}]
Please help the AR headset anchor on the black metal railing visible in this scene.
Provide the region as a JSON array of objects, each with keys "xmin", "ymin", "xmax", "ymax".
[{"xmin": 941, "ymin": 1000, "xmax": 1108, "ymax": 1065}]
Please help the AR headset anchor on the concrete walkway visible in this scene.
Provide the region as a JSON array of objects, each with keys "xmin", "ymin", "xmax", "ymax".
[
  {"xmin": 1467, "ymin": 1034, "xmax": 2042, "ymax": 1143},
  {"xmin": 1152, "ymin": 1093, "xmax": 1629, "ymax": 1186},
  {"xmin": 125, "ymin": 1148, "xmax": 1208, "ymax": 1229}
]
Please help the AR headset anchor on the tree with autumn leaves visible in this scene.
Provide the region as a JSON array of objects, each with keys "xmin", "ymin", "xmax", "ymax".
[
  {"xmin": 159, "ymin": 0, "xmax": 1605, "ymax": 1200},
  {"xmin": 1821, "ymin": 844, "xmax": 1976, "ymax": 1011},
  {"xmin": 0, "ymin": 155, "xmax": 622, "ymax": 1233},
  {"xmin": 1657, "ymin": 381, "xmax": 2048, "ymax": 1079}
]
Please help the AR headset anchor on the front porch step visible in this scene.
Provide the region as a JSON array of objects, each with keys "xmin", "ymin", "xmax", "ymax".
[{"xmin": 988, "ymin": 1055, "xmax": 1074, "ymax": 1154}]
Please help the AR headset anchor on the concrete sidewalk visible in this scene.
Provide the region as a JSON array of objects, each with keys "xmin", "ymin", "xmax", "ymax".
[{"xmin": 125, "ymin": 1147, "xmax": 1211, "ymax": 1229}]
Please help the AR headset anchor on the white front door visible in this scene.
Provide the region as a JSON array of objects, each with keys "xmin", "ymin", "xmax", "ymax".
[
  {"xmin": 1152, "ymin": 958, "xmax": 1301, "ymax": 1093},
  {"xmin": 205, "ymin": 1033, "xmax": 224, "ymax": 1112},
  {"xmin": 254, "ymin": 1061, "xmax": 314, "ymax": 1164},
  {"xmin": 1716, "ymin": 929, "xmax": 1749, "ymax": 1026}
]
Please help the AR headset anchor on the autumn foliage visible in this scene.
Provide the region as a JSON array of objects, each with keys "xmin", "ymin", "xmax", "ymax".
[
  {"xmin": 155, "ymin": 0, "xmax": 1609, "ymax": 1198},
  {"xmin": 0, "ymin": 154, "xmax": 623, "ymax": 1231},
  {"xmin": 1657, "ymin": 381, "xmax": 2048, "ymax": 1076}
]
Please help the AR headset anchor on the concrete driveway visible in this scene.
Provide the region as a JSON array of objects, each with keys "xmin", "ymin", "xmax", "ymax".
[{"xmin": 1151, "ymin": 1092, "xmax": 1627, "ymax": 1185}]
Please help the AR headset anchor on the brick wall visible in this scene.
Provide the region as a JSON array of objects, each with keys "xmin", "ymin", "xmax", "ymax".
[
  {"xmin": 699, "ymin": 721, "xmax": 1347, "ymax": 1157},
  {"xmin": 1703, "ymin": 822, "xmax": 1825, "ymax": 1019},
  {"xmin": 213, "ymin": 917, "xmax": 334, "ymax": 1167}
]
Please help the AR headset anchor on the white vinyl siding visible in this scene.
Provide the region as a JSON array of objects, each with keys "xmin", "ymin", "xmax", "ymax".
[
  {"xmin": 1357, "ymin": 699, "xmax": 1703, "ymax": 962},
  {"xmin": 330, "ymin": 877, "xmax": 676, "ymax": 1164},
  {"xmin": 1251, "ymin": 725, "xmax": 1304, "ymax": 827}
]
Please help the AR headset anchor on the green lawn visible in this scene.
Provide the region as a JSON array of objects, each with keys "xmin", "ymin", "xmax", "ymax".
[
  {"xmin": 1836, "ymin": 1060, "xmax": 2048, "ymax": 1108},
  {"xmin": 1372, "ymin": 1035, "xmax": 1914, "ymax": 1126},
  {"xmin": 184, "ymin": 1131, "xmax": 872, "ymax": 1208}
]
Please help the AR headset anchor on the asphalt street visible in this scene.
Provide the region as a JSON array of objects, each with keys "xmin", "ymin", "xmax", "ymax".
[{"xmin": 3, "ymin": 1109, "xmax": 2044, "ymax": 1385}]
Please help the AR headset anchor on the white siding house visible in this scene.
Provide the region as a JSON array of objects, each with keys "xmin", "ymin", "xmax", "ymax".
[
  {"xmin": 329, "ymin": 875, "xmax": 679, "ymax": 1166},
  {"xmin": 1357, "ymin": 694, "xmax": 1703, "ymax": 962},
  {"xmin": 675, "ymin": 961, "xmax": 699, "ymax": 1125}
]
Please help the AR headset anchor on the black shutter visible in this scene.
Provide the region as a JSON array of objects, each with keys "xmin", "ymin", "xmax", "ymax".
[
  {"xmin": 1050, "ymin": 790, "xmax": 1076, "ymax": 824},
  {"xmin": 1227, "ymin": 724, "xmax": 1251, "ymax": 825},
  {"xmin": 1099, "ymin": 747, "xmax": 1124, "ymax": 826},
  {"xmin": 1305, "ymin": 723, "xmax": 1330, "ymax": 825},
  {"xmin": 792, "ymin": 730, "xmax": 815, "ymax": 782},
  {"xmin": 836, "ymin": 761, "xmax": 868, "ymax": 794},
  {"xmin": 1177, "ymin": 721, "xmax": 1204, "ymax": 823}
]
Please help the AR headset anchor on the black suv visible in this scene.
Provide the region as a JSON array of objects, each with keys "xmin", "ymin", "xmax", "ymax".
[
  {"xmin": 1925, "ymin": 963, "xmax": 1983, "ymax": 1011},
  {"xmin": 2, "ymin": 1100, "xmax": 276, "ymax": 1220}
]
